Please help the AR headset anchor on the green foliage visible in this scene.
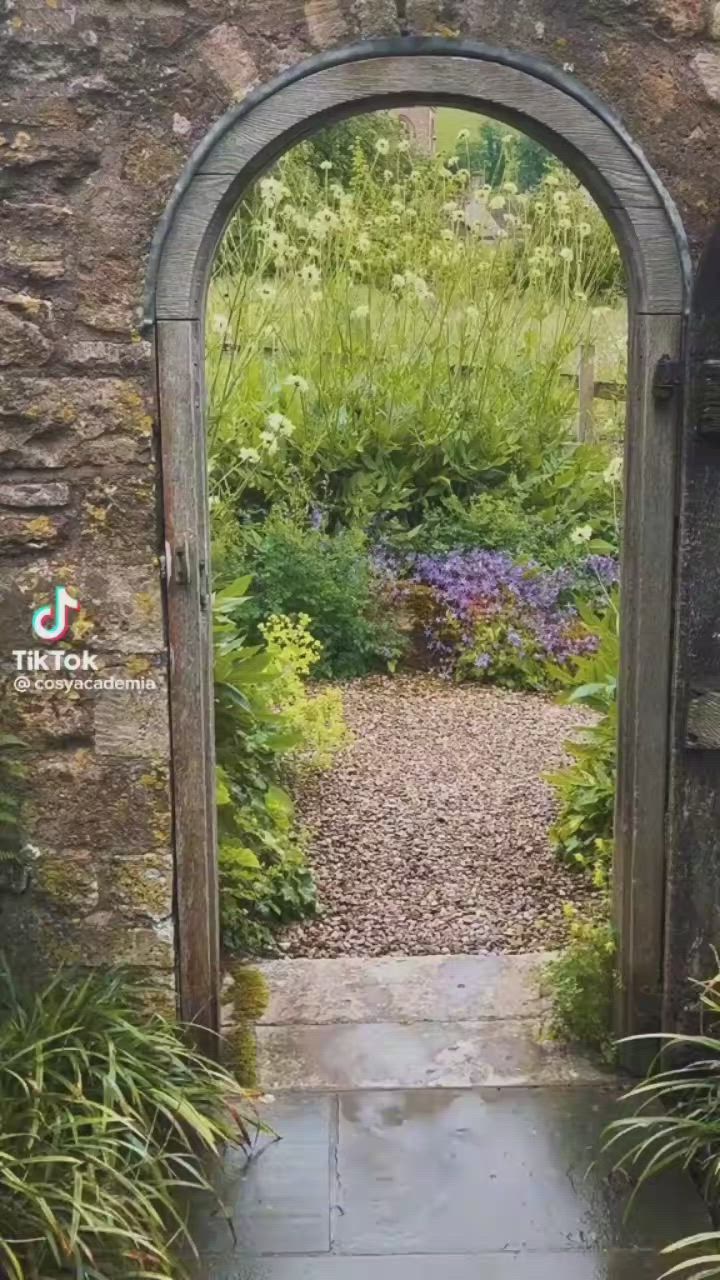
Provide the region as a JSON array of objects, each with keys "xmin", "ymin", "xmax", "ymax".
[
  {"xmin": 0, "ymin": 961, "xmax": 260, "ymax": 1280},
  {"xmin": 231, "ymin": 516, "xmax": 405, "ymax": 678},
  {"xmin": 260, "ymin": 612, "xmax": 352, "ymax": 767},
  {"xmin": 604, "ymin": 966, "xmax": 720, "ymax": 1278},
  {"xmin": 207, "ymin": 124, "xmax": 625, "ymax": 540},
  {"xmin": 0, "ymin": 723, "xmax": 30, "ymax": 891},
  {"xmin": 546, "ymin": 595, "xmax": 619, "ymax": 885},
  {"xmin": 453, "ymin": 119, "xmax": 553, "ymax": 191},
  {"xmin": 295, "ymin": 113, "xmax": 408, "ymax": 189},
  {"xmin": 544, "ymin": 904, "xmax": 616, "ymax": 1061},
  {"xmin": 214, "ymin": 577, "xmax": 348, "ymax": 953}
]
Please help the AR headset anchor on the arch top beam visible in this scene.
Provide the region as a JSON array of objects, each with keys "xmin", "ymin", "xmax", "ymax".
[{"xmin": 146, "ymin": 40, "xmax": 690, "ymax": 328}]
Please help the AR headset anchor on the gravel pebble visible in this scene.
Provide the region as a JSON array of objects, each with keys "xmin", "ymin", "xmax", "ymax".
[{"xmin": 283, "ymin": 674, "xmax": 599, "ymax": 958}]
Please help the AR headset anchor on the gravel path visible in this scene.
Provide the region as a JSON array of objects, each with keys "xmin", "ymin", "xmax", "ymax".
[{"xmin": 282, "ymin": 675, "xmax": 598, "ymax": 957}]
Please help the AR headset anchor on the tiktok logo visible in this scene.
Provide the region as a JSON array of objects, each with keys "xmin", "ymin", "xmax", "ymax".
[{"xmin": 31, "ymin": 586, "xmax": 80, "ymax": 643}]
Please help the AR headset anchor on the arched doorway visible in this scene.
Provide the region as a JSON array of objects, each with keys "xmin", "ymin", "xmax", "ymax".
[{"xmin": 144, "ymin": 38, "xmax": 690, "ymax": 1051}]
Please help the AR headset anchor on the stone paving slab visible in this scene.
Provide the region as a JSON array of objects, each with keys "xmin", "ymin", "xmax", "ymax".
[
  {"xmin": 196, "ymin": 1095, "xmax": 331, "ymax": 1257},
  {"xmin": 256, "ymin": 1019, "xmax": 608, "ymax": 1090},
  {"xmin": 253, "ymin": 954, "xmax": 554, "ymax": 1026},
  {"xmin": 204, "ymin": 1252, "xmax": 672, "ymax": 1279},
  {"xmin": 334, "ymin": 1089, "xmax": 708, "ymax": 1255},
  {"xmin": 192, "ymin": 1087, "xmax": 708, "ymax": 1276}
]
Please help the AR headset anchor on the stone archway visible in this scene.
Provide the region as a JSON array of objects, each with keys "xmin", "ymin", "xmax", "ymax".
[{"xmin": 145, "ymin": 37, "xmax": 690, "ymax": 1049}]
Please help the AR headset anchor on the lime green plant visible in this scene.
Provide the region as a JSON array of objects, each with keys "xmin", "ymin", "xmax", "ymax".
[
  {"xmin": 546, "ymin": 593, "xmax": 619, "ymax": 886},
  {"xmin": 0, "ymin": 961, "xmax": 262, "ymax": 1280},
  {"xmin": 544, "ymin": 903, "xmax": 616, "ymax": 1060},
  {"xmin": 260, "ymin": 611, "xmax": 352, "ymax": 770},
  {"xmin": 214, "ymin": 577, "xmax": 348, "ymax": 953}
]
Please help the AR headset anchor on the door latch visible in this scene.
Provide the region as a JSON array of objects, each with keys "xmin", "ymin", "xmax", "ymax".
[
  {"xmin": 174, "ymin": 537, "xmax": 190, "ymax": 587},
  {"xmin": 652, "ymin": 355, "xmax": 683, "ymax": 402}
]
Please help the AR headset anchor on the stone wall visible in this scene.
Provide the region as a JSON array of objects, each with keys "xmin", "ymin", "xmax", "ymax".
[{"xmin": 2, "ymin": 0, "xmax": 720, "ymax": 995}]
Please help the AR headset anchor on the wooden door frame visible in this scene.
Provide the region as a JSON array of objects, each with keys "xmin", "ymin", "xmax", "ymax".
[{"xmin": 144, "ymin": 37, "xmax": 691, "ymax": 1047}]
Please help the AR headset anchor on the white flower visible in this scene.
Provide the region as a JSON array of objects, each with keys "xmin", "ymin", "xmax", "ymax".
[
  {"xmin": 440, "ymin": 228, "xmax": 454, "ymax": 242},
  {"xmin": 212, "ymin": 315, "xmax": 229, "ymax": 335},
  {"xmin": 239, "ymin": 447, "xmax": 260, "ymax": 463},
  {"xmin": 266, "ymin": 411, "xmax": 294, "ymax": 434},
  {"xmin": 403, "ymin": 207, "xmax": 417, "ymax": 220},
  {"xmin": 397, "ymin": 138, "xmax": 410, "ymax": 153},
  {"xmin": 391, "ymin": 198, "xmax": 404, "ymax": 214},
  {"xmin": 259, "ymin": 177, "xmax": 287, "ymax": 206},
  {"xmin": 570, "ymin": 524, "xmax": 593, "ymax": 544},
  {"xmin": 352, "ymin": 304, "xmax": 370, "ymax": 319},
  {"xmin": 391, "ymin": 274, "xmax": 406, "ymax": 289},
  {"xmin": 604, "ymin": 456, "xmax": 623, "ymax": 484},
  {"xmin": 488, "ymin": 194, "xmax": 506, "ymax": 210},
  {"xmin": 357, "ymin": 234, "xmax": 371, "ymax": 252},
  {"xmin": 544, "ymin": 172, "xmax": 560, "ymax": 186},
  {"xmin": 285, "ymin": 374, "xmax": 309, "ymax": 393},
  {"xmin": 502, "ymin": 180, "xmax": 518, "ymax": 195},
  {"xmin": 260, "ymin": 432, "xmax": 279, "ymax": 455},
  {"xmin": 257, "ymin": 282, "xmax": 276, "ymax": 300},
  {"xmin": 558, "ymin": 217, "xmax": 572, "ymax": 230},
  {"xmin": 558, "ymin": 246, "xmax": 574, "ymax": 262},
  {"xmin": 456, "ymin": 128, "xmax": 470, "ymax": 142},
  {"xmin": 578, "ymin": 222, "xmax": 592, "ymax": 237},
  {"xmin": 300, "ymin": 264, "xmax": 321, "ymax": 287},
  {"xmin": 375, "ymin": 137, "xmax": 390, "ymax": 155},
  {"xmin": 319, "ymin": 159, "xmax": 333, "ymax": 171},
  {"xmin": 553, "ymin": 189, "xmax": 569, "ymax": 205},
  {"xmin": 348, "ymin": 258, "xmax": 363, "ymax": 275},
  {"xmin": 446, "ymin": 154, "xmax": 459, "ymax": 168}
]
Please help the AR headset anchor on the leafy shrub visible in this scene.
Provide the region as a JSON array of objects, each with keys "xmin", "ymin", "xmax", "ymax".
[
  {"xmin": 544, "ymin": 904, "xmax": 616, "ymax": 1061},
  {"xmin": 214, "ymin": 579, "xmax": 316, "ymax": 953},
  {"xmin": 546, "ymin": 595, "xmax": 619, "ymax": 884},
  {"xmin": 214, "ymin": 577, "xmax": 348, "ymax": 954},
  {"xmin": 604, "ymin": 967, "xmax": 720, "ymax": 1278},
  {"xmin": 0, "ymin": 962, "xmax": 259, "ymax": 1280},
  {"xmin": 232, "ymin": 517, "xmax": 405, "ymax": 678}
]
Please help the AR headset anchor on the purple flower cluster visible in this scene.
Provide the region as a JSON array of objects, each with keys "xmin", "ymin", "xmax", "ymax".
[
  {"xmin": 580, "ymin": 554, "xmax": 620, "ymax": 587},
  {"xmin": 405, "ymin": 548, "xmax": 598, "ymax": 669}
]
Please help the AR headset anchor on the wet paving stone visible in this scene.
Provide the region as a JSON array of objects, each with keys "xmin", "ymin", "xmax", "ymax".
[
  {"xmin": 192, "ymin": 1095, "xmax": 332, "ymax": 1257},
  {"xmin": 205, "ymin": 1252, "xmax": 674, "ymax": 1279},
  {"xmin": 334, "ymin": 1088, "xmax": 708, "ymax": 1256}
]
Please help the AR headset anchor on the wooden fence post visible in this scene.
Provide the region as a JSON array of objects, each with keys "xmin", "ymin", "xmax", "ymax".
[{"xmin": 577, "ymin": 343, "xmax": 596, "ymax": 443}]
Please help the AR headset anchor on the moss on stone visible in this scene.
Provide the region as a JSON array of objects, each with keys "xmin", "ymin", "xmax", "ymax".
[
  {"xmin": 224, "ymin": 967, "xmax": 269, "ymax": 1087},
  {"xmin": 37, "ymin": 855, "xmax": 98, "ymax": 911},
  {"xmin": 229, "ymin": 964, "xmax": 270, "ymax": 1021},
  {"xmin": 111, "ymin": 860, "xmax": 170, "ymax": 919},
  {"xmin": 226, "ymin": 1023, "xmax": 259, "ymax": 1088}
]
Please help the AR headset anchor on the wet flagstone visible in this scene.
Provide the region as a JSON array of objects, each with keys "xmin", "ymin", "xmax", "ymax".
[
  {"xmin": 195, "ymin": 1086, "xmax": 708, "ymax": 1277},
  {"xmin": 197, "ymin": 955, "xmax": 710, "ymax": 1278},
  {"xmin": 206, "ymin": 1253, "xmax": 680, "ymax": 1279}
]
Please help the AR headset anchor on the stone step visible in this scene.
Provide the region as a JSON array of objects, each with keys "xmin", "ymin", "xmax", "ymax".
[
  {"xmin": 256, "ymin": 1017, "xmax": 607, "ymax": 1090},
  {"xmin": 254, "ymin": 952, "xmax": 554, "ymax": 1027}
]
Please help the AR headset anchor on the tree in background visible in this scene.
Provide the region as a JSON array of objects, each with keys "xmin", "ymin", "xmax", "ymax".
[{"xmin": 455, "ymin": 121, "xmax": 552, "ymax": 190}]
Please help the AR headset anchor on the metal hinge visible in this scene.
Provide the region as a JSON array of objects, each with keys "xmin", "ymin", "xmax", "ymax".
[{"xmin": 653, "ymin": 354, "xmax": 684, "ymax": 402}]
